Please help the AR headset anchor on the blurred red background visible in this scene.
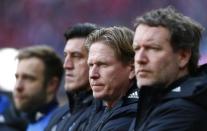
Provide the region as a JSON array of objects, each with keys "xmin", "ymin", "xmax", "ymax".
[{"xmin": 0, "ymin": 0, "xmax": 206, "ymax": 64}]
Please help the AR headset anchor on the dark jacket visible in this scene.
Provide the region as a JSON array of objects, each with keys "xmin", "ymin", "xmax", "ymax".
[
  {"xmin": 0, "ymin": 103, "xmax": 28, "ymax": 131},
  {"xmin": 0, "ymin": 91, "xmax": 28, "ymax": 131},
  {"xmin": 0, "ymin": 99, "xmax": 58, "ymax": 131},
  {"xmin": 86, "ymin": 81, "xmax": 138, "ymax": 131},
  {"xmin": 44, "ymin": 90, "xmax": 93, "ymax": 131},
  {"xmin": 134, "ymin": 64, "xmax": 207, "ymax": 131}
]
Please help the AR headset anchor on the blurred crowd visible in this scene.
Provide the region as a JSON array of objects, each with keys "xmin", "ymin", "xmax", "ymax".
[{"xmin": 0, "ymin": 0, "xmax": 207, "ymax": 63}]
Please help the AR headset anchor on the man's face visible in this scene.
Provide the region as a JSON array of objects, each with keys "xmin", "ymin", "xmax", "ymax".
[
  {"xmin": 133, "ymin": 24, "xmax": 182, "ymax": 88},
  {"xmin": 63, "ymin": 38, "xmax": 90, "ymax": 92},
  {"xmin": 14, "ymin": 57, "xmax": 47, "ymax": 112},
  {"xmin": 88, "ymin": 42, "xmax": 134, "ymax": 104}
]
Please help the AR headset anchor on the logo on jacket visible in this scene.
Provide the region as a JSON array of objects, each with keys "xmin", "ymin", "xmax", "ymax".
[
  {"xmin": 172, "ymin": 86, "xmax": 181, "ymax": 92},
  {"xmin": 128, "ymin": 91, "xmax": 139, "ymax": 99}
]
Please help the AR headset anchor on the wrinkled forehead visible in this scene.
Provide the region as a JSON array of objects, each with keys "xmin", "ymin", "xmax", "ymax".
[
  {"xmin": 88, "ymin": 42, "xmax": 117, "ymax": 62},
  {"xmin": 65, "ymin": 38, "xmax": 87, "ymax": 53},
  {"xmin": 134, "ymin": 24, "xmax": 171, "ymax": 46}
]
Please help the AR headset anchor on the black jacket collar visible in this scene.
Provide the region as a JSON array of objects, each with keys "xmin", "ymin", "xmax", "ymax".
[
  {"xmin": 66, "ymin": 90, "xmax": 93, "ymax": 114},
  {"xmin": 26, "ymin": 99, "xmax": 58, "ymax": 122}
]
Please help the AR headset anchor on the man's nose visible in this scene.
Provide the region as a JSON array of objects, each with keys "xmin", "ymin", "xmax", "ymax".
[
  {"xmin": 14, "ymin": 79, "xmax": 24, "ymax": 92},
  {"xmin": 134, "ymin": 48, "xmax": 148, "ymax": 65},
  {"xmin": 89, "ymin": 65, "xmax": 100, "ymax": 79},
  {"xmin": 63, "ymin": 55, "xmax": 73, "ymax": 69}
]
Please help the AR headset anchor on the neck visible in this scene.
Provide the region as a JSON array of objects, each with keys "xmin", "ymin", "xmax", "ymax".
[
  {"xmin": 104, "ymin": 100, "xmax": 118, "ymax": 109},
  {"xmin": 165, "ymin": 69, "xmax": 189, "ymax": 88}
]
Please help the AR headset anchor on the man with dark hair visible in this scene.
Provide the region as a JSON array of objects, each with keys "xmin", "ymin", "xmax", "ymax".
[
  {"xmin": 0, "ymin": 45, "xmax": 63, "ymax": 131},
  {"xmin": 85, "ymin": 26, "xmax": 138, "ymax": 131},
  {"xmin": 45, "ymin": 23, "xmax": 99, "ymax": 131},
  {"xmin": 132, "ymin": 6, "xmax": 207, "ymax": 130}
]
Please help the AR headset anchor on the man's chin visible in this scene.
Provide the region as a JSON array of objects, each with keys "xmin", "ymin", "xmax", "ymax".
[
  {"xmin": 138, "ymin": 82, "xmax": 151, "ymax": 88},
  {"xmin": 15, "ymin": 104, "xmax": 28, "ymax": 112},
  {"xmin": 138, "ymin": 82, "xmax": 165, "ymax": 89},
  {"xmin": 65, "ymin": 85, "xmax": 80, "ymax": 92},
  {"xmin": 93, "ymin": 92, "xmax": 105, "ymax": 100},
  {"xmin": 138, "ymin": 83, "xmax": 156, "ymax": 89},
  {"xmin": 64, "ymin": 83, "xmax": 90, "ymax": 93}
]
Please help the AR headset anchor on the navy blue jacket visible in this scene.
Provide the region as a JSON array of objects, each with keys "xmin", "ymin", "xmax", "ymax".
[
  {"xmin": 133, "ymin": 64, "xmax": 207, "ymax": 131},
  {"xmin": 44, "ymin": 90, "xmax": 93, "ymax": 131},
  {"xmin": 85, "ymin": 81, "xmax": 138, "ymax": 131}
]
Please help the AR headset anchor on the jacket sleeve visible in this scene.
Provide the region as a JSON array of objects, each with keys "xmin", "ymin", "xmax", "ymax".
[{"xmin": 143, "ymin": 99, "xmax": 207, "ymax": 131}]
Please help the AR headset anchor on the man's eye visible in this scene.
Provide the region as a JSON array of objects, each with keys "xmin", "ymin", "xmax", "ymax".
[
  {"xmin": 133, "ymin": 46, "xmax": 140, "ymax": 51},
  {"xmin": 63, "ymin": 53, "xmax": 67, "ymax": 58},
  {"xmin": 98, "ymin": 62, "xmax": 108, "ymax": 67},
  {"xmin": 88, "ymin": 63, "xmax": 93, "ymax": 67},
  {"xmin": 150, "ymin": 46, "xmax": 161, "ymax": 51},
  {"xmin": 72, "ymin": 53, "xmax": 82, "ymax": 57},
  {"xmin": 27, "ymin": 76, "xmax": 36, "ymax": 81}
]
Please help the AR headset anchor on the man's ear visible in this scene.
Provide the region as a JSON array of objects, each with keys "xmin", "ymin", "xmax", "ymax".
[
  {"xmin": 128, "ymin": 61, "xmax": 135, "ymax": 80},
  {"xmin": 178, "ymin": 49, "xmax": 191, "ymax": 69}
]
